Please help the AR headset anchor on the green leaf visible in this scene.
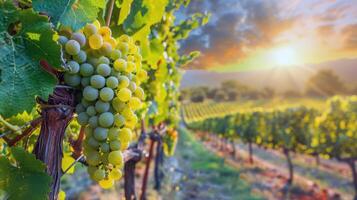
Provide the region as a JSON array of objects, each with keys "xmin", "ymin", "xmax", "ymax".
[
  {"xmin": 0, "ymin": 2, "xmax": 58, "ymax": 117},
  {"xmin": 33, "ymin": 0, "xmax": 105, "ymax": 31},
  {"xmin": 0, "ymin": 147, "xmax": 52, "ymax": 200},
  {"xmin": 118, "ymin": 0, "xmax": 134, "ymax": 25}
]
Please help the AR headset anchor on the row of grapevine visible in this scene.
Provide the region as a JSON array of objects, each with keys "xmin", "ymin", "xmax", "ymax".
[
  {"xmin": 0, "ymin": 0, "xmax": 209, "ymax": 199},
  {"xmin": 186, "ymin": 96, "xmax": 357, "ymax": 199}
]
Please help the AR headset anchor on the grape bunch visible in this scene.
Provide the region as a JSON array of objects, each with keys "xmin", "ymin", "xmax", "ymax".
[{"xmin": 59, "ymin": 21, "xmax": 147, "ymax": 188}]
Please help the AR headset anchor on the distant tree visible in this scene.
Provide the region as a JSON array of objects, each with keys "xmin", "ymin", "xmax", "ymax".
[
  {"xmin": 305, "ymin": 70, "xmax": 347, "ymax": 97},
  {"xmin": 206, "ymin": 88, "xmax": 217, "ymax": 99},
  {"xmin": 214, "ymin": 90, "xmax": 227, "ymax": 102},
  {"xmin": 261, "ymin": 87, "xmax": 275, "ymax": 99},
  {"xmin": 283, "ymin": 90, "xmax": 302, "ymax": 98},
  {"xmin": 190, "ymin": 88, "xmax": 206, "ymax": 102}
]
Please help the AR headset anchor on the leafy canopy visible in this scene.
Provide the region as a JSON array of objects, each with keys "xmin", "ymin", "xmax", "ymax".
[{"xmin": 0, "ymin": 1, "xmax": 60, "ymax": 117}]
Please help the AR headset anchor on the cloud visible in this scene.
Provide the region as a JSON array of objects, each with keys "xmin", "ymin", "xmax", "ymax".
[
  {"xmin": 182, "ymin": 0, "xmax": 294, "ymax": 68},
  {"xmin": 179, "ymin": 0, "xmax": 357, "ymax": 70},
  {"xmin": 341, "ymin": 23, "xmax": 357, "ymax": 51},
  {"xmin": 317, "ymin": 24, "xmax": 335, "ymax": 35},
  {"xmin": 316, "ymin": 3, "xmax": 350, "ymax": 22},
  {"xmin": 180, "ymin": 0, "xmax": 295, "ymax": 69}
]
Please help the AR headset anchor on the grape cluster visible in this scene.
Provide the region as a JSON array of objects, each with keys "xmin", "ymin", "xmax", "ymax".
[{"xmin": 59, "ymin": 21, "xmax": 147, "ymax": 188}]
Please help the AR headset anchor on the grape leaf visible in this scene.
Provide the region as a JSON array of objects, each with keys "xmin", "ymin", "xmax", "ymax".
[
  {"xmin": 118, "ymin": 0, "xmax": 134, "ymax": 25},
  {"xmin": 0, "ymin": 2, "xmax": 59, "ymax": 117},
  {"xmin": 0, "ymin": 147, "xmax": 52, "ymax": 200},
  {"xmin": 33, "ymin": 0, "xmax": 105, "ymax": 31}
]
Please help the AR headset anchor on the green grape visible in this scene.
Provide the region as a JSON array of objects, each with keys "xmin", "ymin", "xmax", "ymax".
[
  {"xmin": 94, "ymin": 127, "xmax": 108, "ymax": 141},
  {"xmin": 114, "ymin": 114, "xmax": 125, "ymax": 127},
  {"xmin": 119, "ymin": 128, "xmax": 132, "ymax": 143},
  {"xmin": 71, "ymin": 32, "xmax": 86, "ymax": 47},
  {"xmin": 106, "ymin": 76, "xmax": 118, "ymax": 89},
  {"xmin": 137, "ymin": 69, "xmax": 147, "ymax": 81},
  {"xmin": 112, "ymin": 97, "xmax": 126, "ymax": 112},
  {"xmin": 100, "ymin": 87, "xmax": 114, "ymax": 102},
  {"xmin": 134, "ymin": 87, "xmax": 145, "ymax": 100},
  {"xmin": 88, "ymin": 137, "xmax": 100, "ymax": 148},
  {"xmin": 88, "ymin": 58, "xmax": 99, "ymax": 66},
  {"xmin": 73, "ymin": 50, "xmax": 87, "ymax": 63},
  {"xmin": 65, "ymin": 40, "xmax": 81, "ymax": 55},
  {"xmin": 89, "ymin": 33, "xmax": 103, "ymax": 50},
  {"xmin": 84, "ymin": 24, "xmax": 97, "ymax": 36},
  {"xmin": 127, "ymin": 55, "xmax": 135, "ymax": 62},
  {"xmin": 128, "ymin": 97, "xmax": 141, "ymax": 110},
  {"xmin": 77, "ymin": 112, "xmax": 89, "ymax": 125},
  {"xmin": 114, "ymin": 59, "xmax": 127, "ymax": 71},
  {"xmin": 108, "ymin": 151, "xmax": 123, "ymax": 167},
  {"xmin": 134, "ymin": 53, "xmax": 142, "ymax": 62},
  {"xmin": 64, "ymin": 73, "xmax": 81, "ymax": 87},
  {"xmin": 97, "ymin": 64, "xmax": 111, "ymax": 77},
  {"xmin": 80, "ymin": 63, "xmax": 94, "ymax": 77},
  {"xmin": 98, "ymin": 112, "xmax": 114, "ymax": 127},
  {"xmin": 117, "ymin": 88, "xmax": 132, "ymax": 102},
  {"xmin": 119, "ymin": 35, "xmax": 131, "ymax": 43},
  {"xmin": 110, "ymin": 140, "xmax": 121, "ymax": 151},
  {"xmin": 99, "ymin": 26, "xmax": 112, "ymax": 38},
  {"xmin": 85, "ymin": 126, "xmax": 93, "ymax": 137},
  {"xmin": 81, "ymin": 98, "xmax": 93, "ymax": 107},
  {"xmin": 101, "ymin": 152, "xmax": 109, "ymax": 165},
  {"xmin": 108, "ymin": 127, "xmax": 119, "ymax": 140},
  {"xmin": 83, "ymin": 86, "xmax": 99, "ymax": 101},
  {"xmin": 128, "ymin": 43, "xmax": 138, "ymax": 54},
  {"xmin": 110, "ymin": 50, "xmax": 121, "ymax": 60},
  {"xmin": 98, "ymin": 56, "xmax": 110, "ymax": 64},
  {"xmin": 118, "ymin": 75, "xmax": 130, "ymax": 88},
  {"xmin": 120, "ymin": 142, "xmax": 129, "ymax": 151},
  {"xmin": 75, "ymin": 103, "xmax": 85, "ymax": 113},
  {"xmin": 93, "ymin": 168, "xmax": 106, "ymax": 181},
  {"xmin": 88, "ymin": 116, "xmax": 98, "ymax": 128},
  {"xmin": 128, "ymin": 81, "xmax": 137, "ymax": 92},
  {"xmin": 117, "ymin": 42, "xmax": 129, "ymax": 55},
  {"xmin": 86, "ymin": 105, "xmax": 97, "ymax": 117},
  {"xmin": 67, "ymin": 61, "xmax": 80, "ymax": 74},
  {"xmin": 58, "ymin": 36, "xmax": 68, "ymax": 45},
  {"xmin": 86, "ymin": 150, "xmax": 101, "ymax": 166},
  {"xmin": 81, "ymin": 77, "xmax": 90, "ymax": 87},
  {"xmin": 95, "ymin": 100, "xmax": 110, "ymax": 113},
  {"xmin": 87, "ymin": 166, "xmax": 97, "ymax": 177},
  {"xmin": 100, "ymin": 42, "xmax": 112, "ymax": 56},
  {"xmin": 126, "ymin": 61, "xmax": 136, "ymax": 73},
  {"xmin": 109, "ymin": 168, "xmax": 122, "ymax": 180},
  {"xmin": 99, "ymin": 178, "xmax": 114, "ymax": 189},
  {"xmin": 100, "ymin": 143, "xmax": 110, "ymax": 153},
  {"xmin": 125, "ymin": 114, "xmax": 137, "ymax": 129},
  {"xmin": 90, "ymin": 75, "xmax": 106, "ymax": 89}
]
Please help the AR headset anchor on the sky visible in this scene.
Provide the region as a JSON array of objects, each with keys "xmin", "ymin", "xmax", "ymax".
[{"xmin": 179, "ymin": 0, "xmax": 357, "ymax": 71}]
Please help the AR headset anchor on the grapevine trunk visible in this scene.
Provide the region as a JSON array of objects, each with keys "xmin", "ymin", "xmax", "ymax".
[
  {"xmin": 248, "ymin": 142, "xmax": 253, "ymax": 164},
  {"xmin": 33, "ymin": 87, "xmax": 75, "ymax": 200},
  {"xmin": 283, "ymin": 148, "xmax": 294, "ymax": 185},
  {"xmin": 347, "ymin": 160, "xmax": 357, "ymax": 200}
]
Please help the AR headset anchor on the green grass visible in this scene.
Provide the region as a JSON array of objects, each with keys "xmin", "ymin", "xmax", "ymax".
[{"xmin": 176, "ymin": 126, "xmax": 264, "ymax": 200}]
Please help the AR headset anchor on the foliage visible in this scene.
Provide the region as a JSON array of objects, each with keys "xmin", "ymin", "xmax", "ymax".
[{"xmin": 0, "ymin": 147, "xmax": 52, "ymax": 200}]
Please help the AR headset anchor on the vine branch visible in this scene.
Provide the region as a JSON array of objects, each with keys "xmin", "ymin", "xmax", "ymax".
[{"xmin": 105, "ymin": 0, "xmax": 115, "ymax": 26}]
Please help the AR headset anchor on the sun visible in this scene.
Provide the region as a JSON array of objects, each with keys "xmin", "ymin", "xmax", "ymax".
[{"xmin": 270, "ymin": 46, "xmax": 300, "ymax": 67}]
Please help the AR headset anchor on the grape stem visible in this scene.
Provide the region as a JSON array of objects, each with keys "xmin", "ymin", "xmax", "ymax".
[
  {"xmin": 7, "ymin": 117, "xmax": 42, "ymax": 146},
  {"xmin": 0, "ymin": 115, "xmax": 22, "ymax": 137},
  {"xmin": 105, "ymin": 0, "xmax": 115, "ymax": 26},
  {"xmin": 70, "ymin": 126, "xmax": 85, "ymax": 159},
  {"xmin": 62, "ymin": 154, "xmax": 84, "ymax": 175}
]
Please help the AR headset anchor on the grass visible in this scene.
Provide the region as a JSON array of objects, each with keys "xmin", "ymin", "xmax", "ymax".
[{"xmin": 175, "ymin": 126, "xmax": 264, "ymax": 200}]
